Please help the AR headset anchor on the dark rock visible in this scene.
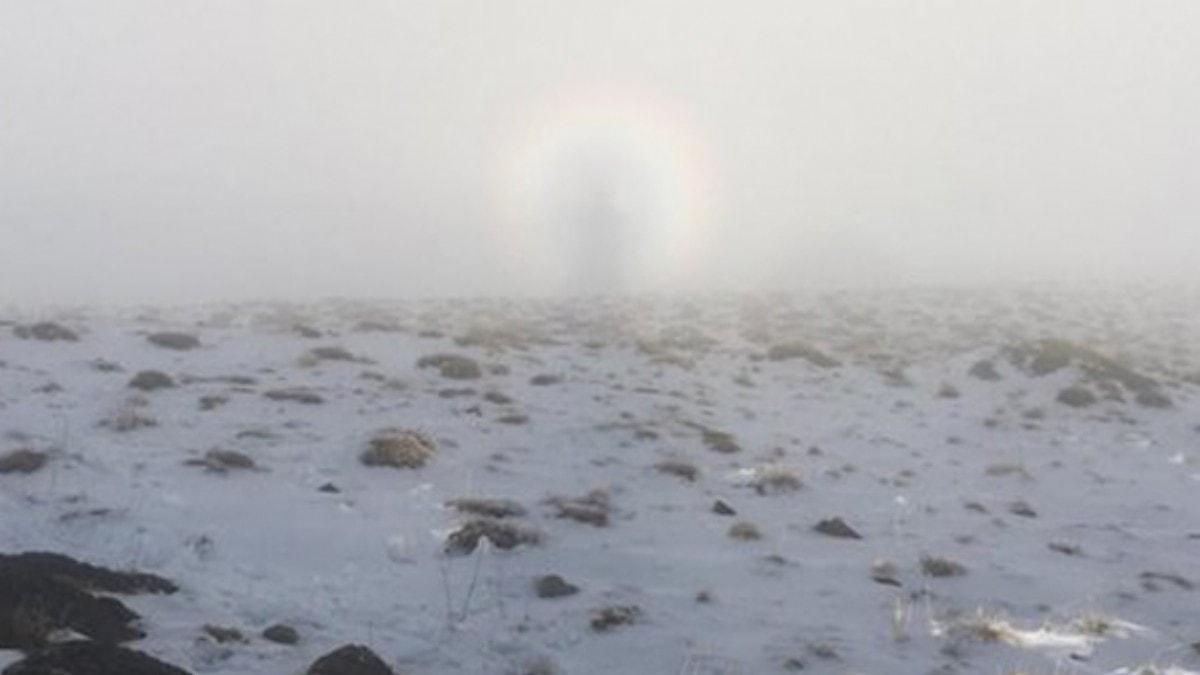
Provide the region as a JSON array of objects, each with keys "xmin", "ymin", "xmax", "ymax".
[
  {"xmin": 262, "ymin": 623, "xmax": 299, "ymax": 645},
  {"xmin": 968, "ymin": 359, "xmax": 1001, "ymax": 381},
  {"xmin": 128, "ymin": 370, "xmax": 175, "ymax": 392},
  {"xmin": 529, "ymin": 374, "xmax": 562, "ymax": 386},
  {"xmin": 0, "ymin": 569, "xmax": 141, "ymax": 647},
  {"xmin": 589, "ymin": 605, "xmax": 640, "ymax": 632},
  {"xmin": 306, "ymin": 644, "xmax": 394, "ymax": 675},
  {"xmin": 263, "ymin": 388, "xmax": 324, "ymax": 404},
  {"xmin": 813, "ymin": 517, "xmax": 862, "ymax": 539},
  {"xmin": 13, "ymin": 323, "xmax": 78, "ymax": 342},
  {"xmin": 146, "ymin": 332, "xmax": 200, "ymax": 351},
  {"xmin": 0, "ymin": 552, "xmax": 176, "ymax": 595},
  {"xmin": 3, "ymin": 640, "xmax": 192, "ymax": 675},
  {"xmin": 534, "ymin": 574, "xmax": 579, "ymax": 599},
  {"xmin": 0, "ymin": 450, "xmax": 48, "ymax": 475},
  {"xmin": 711, "ymin": 499, "xmax": 736, "ymax": 516},
  {"xmin": 318, "ymin": 482, "xmax": 341, "ymax": 493},
  {"xmin": 1008, "ymin": 500, "xmax": 1037, "ymax": 518},
  {"xmin": 1057, "ymin": 386, "xmax": 1097, "ymax": 408}
]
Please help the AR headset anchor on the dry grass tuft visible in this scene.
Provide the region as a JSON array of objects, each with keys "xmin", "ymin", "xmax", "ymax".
[{"xmin": 360, "ymin": 430, "xmax": 437, "ymax": 469}]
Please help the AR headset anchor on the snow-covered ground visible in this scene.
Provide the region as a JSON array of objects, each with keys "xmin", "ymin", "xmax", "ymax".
[{"xmin": 1, "ymin": 289, "xmax": 1198, "ymax": 674}]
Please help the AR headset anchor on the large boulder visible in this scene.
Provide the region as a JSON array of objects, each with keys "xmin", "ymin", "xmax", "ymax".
[{"xmin": 3, "ymin": 641, "xmax": 192, "ymax": 675}]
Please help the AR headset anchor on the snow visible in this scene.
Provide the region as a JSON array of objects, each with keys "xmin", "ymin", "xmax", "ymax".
[{"xmin": 1, "ymin": 289, "xmax": 1198, "ymax": 674}]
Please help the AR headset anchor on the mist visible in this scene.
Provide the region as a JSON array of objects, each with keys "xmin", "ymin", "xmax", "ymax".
[{"xmin": 2, "ymin": 1, "xmax": 1198, "ymax": 305}]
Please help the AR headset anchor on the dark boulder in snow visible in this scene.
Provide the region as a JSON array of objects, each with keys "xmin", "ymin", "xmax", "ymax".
[
  {"xmin": 534, "ymin": 574, "xmax": 579, "ymax": 599},
  {"xmin": 13, "ymin": 322, "xmax": 78, "ymax": 342},
  {"xmin": 813, "ymin": 517, "xmax": 862, "ymax": 540},
  {"xmin": 128, "ymin": 370, "xmax": 175, "ymax": 391},
  {"xmin": 2, "ymin": 640, "xmax": 192, "ymax": 675},
  {"xmin": 146, "ymin": 332, "xmax": 200, "ymax": 351},
  {"xmin": 306, "ymin": 644, "xmax": 395, "ymax": 675},
  {"xmin": 0, "ymin": 450, "xmax": 48, "ymax": 474}
]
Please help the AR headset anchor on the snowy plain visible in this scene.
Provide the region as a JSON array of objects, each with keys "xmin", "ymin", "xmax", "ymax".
[{"xmin": 1, "ymin": 289, "xmax": 1198, "ymax": 674}]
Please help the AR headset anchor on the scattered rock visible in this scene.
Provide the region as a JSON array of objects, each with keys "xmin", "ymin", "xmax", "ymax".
[
  {"xmin": 813, "ymin": 517, "xmax": 862, "ymax": 539},
  {"xmin": 534, "ymin": 574, "xmax": 579, "ymax": 599},
  {"xmin": 0, "ymin": 449, "xmax": 48, "ymax": 475},
  {"xmin": 128, "ymin": 370, "xmax": 175, "ymax": 391},
  {"xmin": 711, "ymin": 499, "xmax": 737, "ymax": 516},
  {"xmin": 306, "ymin": 644, "xmax": 395, "ymax": 675},
  {"xmin": 146, "ymin": 332, "xmax": 200, "ymax": 351},
  {"xmin": 198, "ymin": 395, "xmax": 228, "ymax": 411},
  {"xmin": 870, "ymin": 558, "xmax": 901, "ymax": 586},
  {"xmin": 3, "ymin": 640, "xmax": 193, "ymax": 675},
  {"xmin": 968, "ymin": 359, "xmax": 1001, "ymax": 381},
  {"xmin": 589, "ymin": 605, "xmax": 640, "ymax": 632},
  {"xmin": 202, "ymin": 624, "xmax": 246, "ymax": 644},
  {"xmin": 0, "ymin": 552, "xmax": 177, "ymax": 595},
  {"xmin": 262, "ymin": 623, "xmax": 299, "ymax": 645},
  {"xmin": 1008, "ymin": 500, "xmax": 1038, "ymax": 518},
  {"xmin": 14, "ymin": 322, "xmax": 78, "ymax": 342},
  {"xmin": 529, "ymin": 374, "xmax": 562, "ymax": 386},
  {"xmin": 263, "ymin": 388, "xmax": 324, "ymax": 405},
  {"xmin": 308, "ymin": 346, "xmax": 363, "ymax": 362},
  {"xmin": 1057, "ymin": 386, "xmax": 1097, "ymax": 408},
  {"xmin": 1139, "ymin": 571, "xmax": 1193, "ymax": 592}
]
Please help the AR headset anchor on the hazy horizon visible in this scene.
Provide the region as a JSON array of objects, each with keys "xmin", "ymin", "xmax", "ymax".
[{"xmin": 3, "ymin": 1, "xmax": 1198, "ymax": 305}]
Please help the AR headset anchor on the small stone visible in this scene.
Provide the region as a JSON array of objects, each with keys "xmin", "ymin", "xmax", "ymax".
[
  {"xmin": 534, "ymin": 574, "xmax": 579, "ymax": 599},
  {"xmin": 711, "ymin": 499, "xmax": 736, "ymax": 516},
  {"xmin": 813, "ymin": 517, "xmax": 862, "ymax": 539},
  {"xmin": 262, "ymin": 623, "xmax": 299, "ymax": 645}
]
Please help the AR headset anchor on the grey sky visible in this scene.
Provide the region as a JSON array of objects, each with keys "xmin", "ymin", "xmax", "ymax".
[{"xmin": 2, "ymin": 1, "xmax": 1197, "ymax": 304}]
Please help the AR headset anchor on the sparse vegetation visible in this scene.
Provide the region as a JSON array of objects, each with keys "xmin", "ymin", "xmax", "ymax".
[{"xmin": 360, "ymin": 429, "xmax": 436, "ymax": 469}]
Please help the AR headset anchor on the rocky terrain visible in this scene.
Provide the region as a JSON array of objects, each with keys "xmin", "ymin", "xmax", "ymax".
[{"xmin": 1, "ymin": 288, "xmax": 1198, "ymax": 674}]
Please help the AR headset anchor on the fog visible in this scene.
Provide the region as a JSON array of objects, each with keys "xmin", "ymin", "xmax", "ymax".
[{"xmin": 2, "ymin": 1, "xmax": 1197, "ymax": 305}]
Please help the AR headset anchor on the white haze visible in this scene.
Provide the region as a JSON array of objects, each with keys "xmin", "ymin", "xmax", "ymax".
[{"xmin": 1, "ymin": 1, "xmax": 1198, "ymax": 305}]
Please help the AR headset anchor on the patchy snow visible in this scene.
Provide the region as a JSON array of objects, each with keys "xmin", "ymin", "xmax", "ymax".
[{"xmin": 1, "ymin": 289, "xmax": 1198, "ymax": 674}]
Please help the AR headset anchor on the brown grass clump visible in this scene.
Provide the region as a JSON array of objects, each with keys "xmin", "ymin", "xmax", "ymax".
[
  {"xmin": 590, "ymin": 605, "xmax": 641, "ymax": 632},
  {"xmin": 728, "ymin": 521, "xmax": 763, "ymax": 541},
  {"xmin": 547, "ymin": 489, "xmax": 611, "ymax": 527},
  {"xmin": 416, "ymin": 353, "xmax": 483, "ymax": 380},
  {"xmin": 444, "ymin": 519, "xmax": 541, "ymax": 555},
  {"xmin": 752, "ymin": 466, "xmax": 802, "ymax": 494},
  {"xmin": 920, "ymin": 555, "xmax": 967, "ymax": 578},
  {"xmin": 654, "ymin": 459, "xmax": 699, "ymax": 482},
  {"xmin": 185, "ymin": 449, "xmax": 257, "ymax": 473},
  {"xmin": 445, "ymin": 497, "xmax": 526, "ymax": 519},
  {"xmin": 766, "ymin": 342, "xmax": 840, "ymax": 367},
  {"xmin": 360, "ymin": 430, "xmax": 436, "ymax": 469},
  {"xmin": 263, "ymin": 388, "xmax": 324, "ymax": 404}
]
